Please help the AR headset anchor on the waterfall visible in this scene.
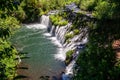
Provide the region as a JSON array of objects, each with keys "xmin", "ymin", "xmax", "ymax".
[
  {"xmin": 55, "ymin": 23, "xmax": 72, "ymax": 45},
  {"xmin": 40, "ymin": 15, "xmax": 66, "ymax": 61},
  {"xmin": 40, "ymin": 15, "xmax": 52, "ymax": 32},
  {"xmin": 40, "ymin": 15, "xmax": 49, "ymax": 26},
  {"xmin": 40, "ymin": 14, "xmax": 88, "ymax": 79},
  {"xmin": 50, "ymin": 25, "xmax": 55, "ymax": 36},
  {"xmin": 65, "ymin": 60, "xmax": 76, "ymax": 75}
]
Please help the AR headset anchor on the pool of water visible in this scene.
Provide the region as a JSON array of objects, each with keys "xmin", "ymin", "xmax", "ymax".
[{"xmin": 11, "ymin": 24, "xmax": 65, "ymax": 80}]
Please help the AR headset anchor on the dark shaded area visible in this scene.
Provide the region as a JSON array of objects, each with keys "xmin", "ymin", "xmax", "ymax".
[
  {"xmin": 13, "ymin": 75, "xmax": 29, "ymax": 80},
  {"xmin": 19, "ymin": 52, "xmax": 29, "ymax": 54},
  {"xmin": 17, "ymin": 66, "xmax": 28, "ymax": 69},
  {"xmin": 20, "ymin": 56, "xmax": 30, "ymax": 59},
  {"xmin": 52, "ymin": 76, "xmax": 58, "ymax": 80},
  {"xmin": 39, "ymin": 76, "xmax": 50, "ymax": 80},
  {"xmin": 74, "ymin": 15, "xmax": 120, "ymax": 80}
]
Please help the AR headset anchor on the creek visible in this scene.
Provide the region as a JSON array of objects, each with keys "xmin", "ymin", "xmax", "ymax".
[{"xmin": 11, "ymin": 23, "xmax": 66, "ymax": 80}]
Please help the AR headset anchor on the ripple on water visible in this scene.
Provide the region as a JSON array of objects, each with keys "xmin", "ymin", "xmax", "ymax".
[{"xmin": 11, "ymin": 24, "xmax": 65, "ymax": 80}]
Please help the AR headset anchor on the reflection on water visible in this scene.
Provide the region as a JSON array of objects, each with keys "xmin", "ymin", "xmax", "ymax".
[{"xmin": 11, "ymin": 24, "xmax": 65, "ymax": 80}]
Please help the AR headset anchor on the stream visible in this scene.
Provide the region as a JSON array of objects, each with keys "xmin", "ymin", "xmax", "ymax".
[{"xmin": 11, "ymin": 24, "xmax": 66, "ymax": 80}]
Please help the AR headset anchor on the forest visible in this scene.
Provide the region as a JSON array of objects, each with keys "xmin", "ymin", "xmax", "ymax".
[{"xmin": 0, "ymin": 0, "xmax": 120, "ymax": 80}]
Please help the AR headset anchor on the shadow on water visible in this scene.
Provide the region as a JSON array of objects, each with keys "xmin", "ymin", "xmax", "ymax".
[
  {"xmin": 39, "ymin": 76, "xmax": 50, "ymax": 80},
  {"xmin": 11, "ymin": 25, "xmax": 66, "ymax": 80},
  {"xmin": 19, "ymin": 52, "xmax": 29, "ymax": 55},
  {"xmin": 17, "ymin": 66, "xmax": 28, "ymax": 69},
  {"xmin": 21, "ymin": 56, "xmax": 30, "ymax": 59},
  {"xmin": 39, "ymin": 76, "xmax": 59, "ymax": 80},
  {"xmin": 13, "ymin": 75, "xmax": 29, "ymax": 80},
  {"xmin": 52, "ymin": 76, "xmax": 59, "ymax": 80}
]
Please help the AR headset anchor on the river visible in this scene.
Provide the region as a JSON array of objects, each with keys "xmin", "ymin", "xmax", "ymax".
[{"xmin": 11, "ymin": 24, "xmax": 65, "ymax": 80}]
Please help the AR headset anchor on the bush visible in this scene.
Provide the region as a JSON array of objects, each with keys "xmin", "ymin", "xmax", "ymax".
[
  {"xmin": 73, "ymin": 29, "xmax": 80, "ymax": 35},
  {"xmin": 79, "ymin": 0, "xmax": 97, "ymax": 11},
  {"xmin": 66, "ymin": 50, "xmax": 74, "ymax": 58},
  {"xmin": 59, "ymin": 20, "xmax": 68, "ymax": 26},
  {"xmin": 65, "ymin": 33, "xmax": 74, "ymax": 40},
  {"xmin": 92, "ymin": 1, "xmax": 113, "ymax": 19},
  {"xmin": 21, "ymin": 0, "xmax": 41, "ymax": 22},
  {"xmin": 0, "ymin": 17, "xmax": 20, "ymax": 37},
  {"xmin": 40, "ymin": 0, "xmax": 50, "ymax": 12},
  {"xmin": 13, "ymin": 6, "xmax": 26, "ymax": 22},
  {"xmin": 65, "ymin": 50, "xmax": 74, "ymax": 65},
  {"xmin": 66, "ymin": 39, "xmax": 71, "ymax": 43},
  {"xmin": 0, "ymin": 16, "xmax": 20, "ymax": 80},
  {"xmin": 50, "ymin": 14, "xmax": 68, "ymax": 26}
]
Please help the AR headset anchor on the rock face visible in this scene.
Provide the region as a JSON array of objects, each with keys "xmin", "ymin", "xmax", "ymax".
[{"xmin": 40, "ymin": 3, "xmax": 96, "ymax": 78}]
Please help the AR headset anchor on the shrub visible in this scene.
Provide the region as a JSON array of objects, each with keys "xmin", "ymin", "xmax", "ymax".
[
  {"xmin": 59, "ymin": 20, "xmax": 68, "ymax": 26},
  {"xmin": 40, "ymin": 0, "xmax": 50, "ymax": 12},
  {"xmin": 73, "ymin": 29, "xmax": 80, "ymax": 35},
  {"xmin": 50, "ymin": 15, "xmax": 68, "ymax": 26},
  {"xmin": 66, "ymin": 50, "xmax": 74, "ymax": 58},
  {"xmin": 66, "ymin": 39, "xmax": 71, "ymax": 43},
  {"xmin": 0, "ymin": 17, "xmax": 20, "ymax": 80},
  {"xmin": 70, "ymin": 25, "xmax": 75, "ymax": 30},
  {"xmin": 92, "ymin": 1, "xmax": 113, "ymax": 19},
  {"xmin": 79, "ymin": 0, "xmax": 97, "ymax": 11},
  {"xmin": 65, "ymin": 50, "xmax": 74, "ymax": 65},
  {"xmin": 65, "ymin": 33, "xmax": 74, "ymax": 40},
  {"xmin": 14, "ymin": 6, "xmax": 26, "ymax": 22},
  {"xmin": 21, "ymin": 0, "xmax": 41, "ymax": 22}
]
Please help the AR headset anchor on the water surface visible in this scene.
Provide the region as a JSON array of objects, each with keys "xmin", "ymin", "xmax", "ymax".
[{"xmin": 11, "ymin": 24, "xmax": 65, "ymax": 80}]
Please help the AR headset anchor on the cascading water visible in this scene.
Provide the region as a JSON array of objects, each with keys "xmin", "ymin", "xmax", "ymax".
[
  {"xmin": 11, "ymin": 16, "xmax": 67, "ymax": 80},
  {"xmin": 12, "ymin": 13, "xmax": 88, "ymax": 80},
  {"xmin": 39, "ymin": 3, "xmax": 90, "ymax": 79},
  {"xmin": 40, "ymin": 14, "xmax": 88, "ymax": 79},
  {"xmin": 40, "ymin": 15, "xmax": 50, "ymax": 27},
  {"xmin": 40, "ymin": 15, "xmax": 66, "ymax": 61}
]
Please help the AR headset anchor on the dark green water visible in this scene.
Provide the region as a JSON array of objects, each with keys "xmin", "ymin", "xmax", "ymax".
[{"xmin": 11, "ymin": 24, "xmax": 65, "ymax": 80}]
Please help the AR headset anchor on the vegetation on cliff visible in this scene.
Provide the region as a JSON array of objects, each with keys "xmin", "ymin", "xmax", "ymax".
[
  {"xmin": 73, "ymin": 0, "xmax": 120, "ymax": 80},
  {"xmin": 50, "ymin": 14, "xmax": 68, "ymax": 26},
  {"xmin": 42, "ymin": 0, "xmax": 120, "ymax": 80},
  {"xmin": 0, "ymin": 0, "xmax": 120, "ymax": 79}
]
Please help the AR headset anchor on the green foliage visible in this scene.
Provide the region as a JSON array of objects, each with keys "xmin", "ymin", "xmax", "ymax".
[
  {"xmin": 0, "ymin": 17, "xmax": 20, "ymax": 39},
  {"xmin": 0, "ymin": 39, "xmax": 18, "ymax": 80},
  {"xmin": 73, "ymin": 29, "xmax": 80, "ymax": 35},
  {"xmin": 66, "ymin": 39, "xmax": 71, "ymax": 44},
  {"xmin": 74, "ymin": 13, "xmax": 120, "ymax": 80},
  {"xmin": 59, "ymin": 20, "xmax": 68, "ymax": 26},
  {"xmin": 21, "ymin": 0, "xmax": 41, "ymax": 22},
  {"xmin": 87, "ymin": 22, "xmax": 97, "ymax": 30},
  {"xmin": 77, "ymin": 0, "xmax": 119, "ymax": 20},
  {"xmin": 65, "ymin": 32, "xmax": 74, "ymax": 40},
  {"xmin": 0, "ymin": 0, "xmax": 19, "ymax": 18},
  {"xmin": 40, "ymin": 0, "xmax": 64, "ymax": 14},
  {"xmin": 50, "ymin": 14, "xmax": 68, "ymax": 26},
  {"xmin": 65, "ymin": 50, "xmax": 74, "ymax": 64},
  {"xmin": 78, "ymin": 0, "xmax": 97, "ymax": 11},
  {"xmin": 93, "ymin": 1, "xmax": 114, "ymax": 19},
  {"xmin": 40, "ymin": 0, "xmax": 50, "ymax": 12},
  {"xmin": 40, "ymin": 0, "xmax": 80, "ymax": 15},
  {"xmin": 13, "ymin": 6, "xmax": 26, "ymax": 22},
  {"xmin": 73, "ymin": 0, "xmax": 120, "ymax": 80},
  {"xmin": 50, "ymin": 15, "xmax": 61, "ymax": 26},
  {"xmin": 66, "ymin": 50, "xmax": 74, "ymax": 58},
  {"xmin": 0, "ymin": 0, "xmax": 119, "ymax": 80},
  {"xmin": 0, "ymin": 11, "xmax": 20, "ymax": 80}
]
